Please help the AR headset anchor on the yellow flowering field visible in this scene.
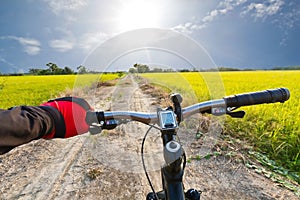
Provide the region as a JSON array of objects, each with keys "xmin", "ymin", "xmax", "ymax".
[{"xmin": 142, "ymin": 71, "xmax": 300, "ymax": 179}]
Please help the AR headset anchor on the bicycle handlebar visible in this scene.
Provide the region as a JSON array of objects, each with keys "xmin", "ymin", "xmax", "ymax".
[
  {"xmin": 224, "ymin": 88, "xmax": 290, "ymax": 107},
  {"xmin": 85, "ymin": 87, "xmax": 290, "ymax": 200},
  {"xmin": 86, "ymin": 88, "xmax": 290, "ymax": 126}
]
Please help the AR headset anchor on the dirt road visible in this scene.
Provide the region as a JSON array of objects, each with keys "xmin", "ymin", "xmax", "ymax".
[{"xmin": 0, "ymin": 75, "xmax": 298, "ymax": 200}]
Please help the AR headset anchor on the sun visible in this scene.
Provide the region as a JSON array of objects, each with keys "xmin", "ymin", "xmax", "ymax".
[{"xmin": 116, "ymin": 1, "xmax": 162, "ymax": 31}]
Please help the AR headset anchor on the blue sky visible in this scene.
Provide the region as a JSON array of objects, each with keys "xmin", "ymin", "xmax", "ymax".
[{"xmin": 0, "ymin": 0, "xmax": 299, "ymax": 73}]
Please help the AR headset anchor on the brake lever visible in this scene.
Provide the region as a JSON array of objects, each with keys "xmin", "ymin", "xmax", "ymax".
[
  {"xmin": 102, "ymin": 119, "xmax": 124, "ymax": 129},
  {"xmin": 226, "ymin": 110, "xmax": 245, "ymax": 118},
  {"xmin": 203, "ymin": 106, "xmax": 245, "ymax": 118},
  {"xmin": 226, "ymin": 106, "xmax": 245, "ymax": 118},
  {"xmin": 89, "ymin": 119, "xmax": 130, "ymax": 135},
  {"xmin": 89, "ymin": 126, "xmax": 102, "ymax": 135}
]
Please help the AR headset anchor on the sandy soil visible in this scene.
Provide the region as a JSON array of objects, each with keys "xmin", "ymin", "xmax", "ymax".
[{"xmin": 0, "ymin": 75, "xmax": 298, "ymax": 200}]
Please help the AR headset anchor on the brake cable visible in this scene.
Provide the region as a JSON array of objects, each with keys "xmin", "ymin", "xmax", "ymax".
[{"xmin": 141, "ymin": 125, "xmax": 159, "ymax": 200}]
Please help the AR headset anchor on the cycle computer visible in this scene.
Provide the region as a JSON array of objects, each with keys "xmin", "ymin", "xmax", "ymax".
[{"xmin": 158, "ymin": 110, "xmax": 178, "ymax": 130}]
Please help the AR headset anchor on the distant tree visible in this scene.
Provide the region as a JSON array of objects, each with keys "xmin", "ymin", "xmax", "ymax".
[
  {"xmin": 129, "ymin": 67, "xmax": 137, "ymax": 73},
  {"xmin": 218, "ymin": 67, "xmax": 240, "ymax": 71},
  {"xmin": 63, "ymin": 66, "xmax": 74, "ymax": 74},
  {"xmin": 46, "ymin": 62, "xmax": 60, "ymax": 74},
  {"xmin": 151, "ymin": 68, "xmax": 163, "ymax": 72},
  {"xmin": 192, "ymin": 67, "xmax": 198, "ymax": 72},
  {"xmin": 163, "ymin": 68, "xmax": 174, "ymax": 72},
  {"xmin": 29, "ymin": 68, "xmax": 42, "ymax": 75},
  {"xmin": 39, "ymin": 69, "xmax": 51, "ymax": 75},
  {"xmin": 28, "ymin": 63, "xmax": 76, "ymax": 75},
  {"xmin": 77, "ymin": 65, "xmax": 88, "ymax": 74},
  {"xmin": 133, "ymin": 63, "xmax": 150, "ymax": 73},
  {"xmin": 178, "ymin": 69, "xmax": 190, "ymax": 72},
  {"xmin": 271, "ymin": 66, "xmax": 300, "ymax": 70}
]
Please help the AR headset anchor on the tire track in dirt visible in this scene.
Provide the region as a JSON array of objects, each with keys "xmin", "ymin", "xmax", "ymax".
[
  {"xmin": 81, "ymin": 74, "xmax": 163, "ymax": 198},
  {"xmin": 19, "ymin": 138, "xmax": 84, "ymax": 200},
  {"xmin": 0, "ymin": 138, "xmax": 84, "ymax": 200},
  {"xmin": 116, "ymin": 75, "xmax": 163, "ymax": 189}
]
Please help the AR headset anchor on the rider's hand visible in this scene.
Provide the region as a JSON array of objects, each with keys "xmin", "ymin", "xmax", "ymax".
[{"xmin": 40, "ymin": 97, "xmax": 93, "ymax": 138}]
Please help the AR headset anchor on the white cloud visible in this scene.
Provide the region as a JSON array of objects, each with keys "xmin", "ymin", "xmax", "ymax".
[
  {"xmin": 202, "ymin": 10, "xmax": 219, "ymax": 23},
  {"xmin": 78, "ymin": 32, "xmax": 111, "ymax": 52},
  {"xmin": 24, "ymin": 45, "xmax": 41, "ymax": 55},
  {"xmin": 13, "ymin": 36, "xmax": 40, "ymax": 47},
  {"xmin": 280, "ymin": 6, "xmax": 300, "ymax": 30},
  {"xmin": 44, "ymin": 0, "xmax": 88, "ymax": 15},
  {"xmin": 239, "ymin": 0, "xmax": 297, "ymax": 46},
  {"xmin": 49, "ymin": 39, "xmax": 74, "ymax": 52},
  {"xmin": 172, "ymin": 22, "xmax": 206, "ymax": 34},
  {"xmin": 173, "ymin": 0, "xmax": 247, "ymax": 34},
  {"xmin": 172, "ymin": 23, "xmax": 193, "ymax": 34},
  {"xmin": 204, "ymin": 0, "xmax": 247, "ymax": 22},
  {"xmin": 219, "ymin": 0, "xmax": 247, "ymax": 10},
  {"xmin": 242, "ymin": 0, "xmax": 284, "ymax": 19},
  {"xmin": 47, "ymin": 29, "xmax": 112, "ymax": 53},
  {"xmin": 0, "ymin": 36, "xmax": 41, "ymax": 55}
]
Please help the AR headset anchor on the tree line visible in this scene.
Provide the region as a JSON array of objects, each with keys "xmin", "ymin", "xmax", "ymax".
[
  {"xmin": 129, "ymin": 63, "xmax": 300, "ymax": 73},
  {"xmin": 129, "ymin": 63, "xmax": 175, "ymax": 73},
  {"xmin": 28, "ymin": 63, "xmax": 88, "ymax": 75},
  {"xmin": 2, "ymin": 62, "xmax": 299, "ymax": 76},
  {"xmin": 128, "ymin": 64, "xmax": 247, "ymax": 73}
]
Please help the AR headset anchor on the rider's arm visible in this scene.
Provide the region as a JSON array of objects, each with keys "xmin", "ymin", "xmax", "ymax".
[
  {"xmin": 0, "ymin": 97, "xmax": 93, "ymax": 155},
  {"xmin": 0, "ymin": 106, "xmax": 54, "ymax": 150}
]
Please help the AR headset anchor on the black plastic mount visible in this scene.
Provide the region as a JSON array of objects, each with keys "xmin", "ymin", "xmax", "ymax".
[{"xmin": 170, "ymin": 93, "xmax": 183, "ymax": 124}]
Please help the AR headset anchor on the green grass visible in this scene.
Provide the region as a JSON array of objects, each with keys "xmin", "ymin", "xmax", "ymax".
[
  {"xmin": 0, "ymin": 74, "xmax": 120, "ymax": 108},
  {"xmin": 141, "ymin": 71, "xmax": 300, "ymax": 182}
]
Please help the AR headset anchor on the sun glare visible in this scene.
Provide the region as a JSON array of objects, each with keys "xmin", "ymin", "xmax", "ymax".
[{"xmin": 117, "ymin": 1, "xmax": 162, "ymax": 31}]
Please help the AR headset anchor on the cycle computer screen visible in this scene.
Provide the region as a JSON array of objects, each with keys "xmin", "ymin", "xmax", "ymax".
[{"xmin": 158, "ymin": 110, "xmax": 177, "ymax": 130}]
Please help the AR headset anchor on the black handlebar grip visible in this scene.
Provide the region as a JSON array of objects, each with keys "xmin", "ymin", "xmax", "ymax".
[
  {"xmin": 224, "ymin": 88, "xmax": 290, "ymax": 107},
  {"xmin": 86, "ymin": 111, "xmax": 105, "ymax": 125}
]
